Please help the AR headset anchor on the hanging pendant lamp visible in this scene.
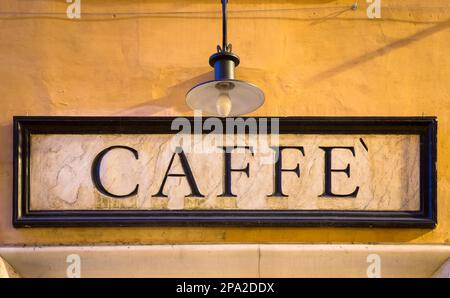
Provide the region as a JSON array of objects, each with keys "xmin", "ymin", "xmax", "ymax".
[{"xmin": 186, "ymin": 0, "xmax": 265, "ymax": 117}]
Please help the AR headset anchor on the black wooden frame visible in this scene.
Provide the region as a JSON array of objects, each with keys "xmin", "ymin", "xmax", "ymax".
[{"xmin": 13, "ymin": 116, "xmax": 437, "ymax": 228}]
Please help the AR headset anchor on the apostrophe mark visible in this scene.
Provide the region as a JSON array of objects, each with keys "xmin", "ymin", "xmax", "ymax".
[{"xmin": 359, "ymin": 138, "xmax": 369, "ymax": 152}]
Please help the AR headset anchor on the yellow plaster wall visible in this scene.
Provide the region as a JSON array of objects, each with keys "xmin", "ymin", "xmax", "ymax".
[{"xmin": 0, "ymin": 0, "xmax": 449, "ymax": 245}]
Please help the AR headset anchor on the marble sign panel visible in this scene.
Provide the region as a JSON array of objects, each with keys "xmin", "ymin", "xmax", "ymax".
[
  {"xmin": 13, "ymin": 117, "xmax": 437, "ymax": 227},
  {"xmin": 29, "ymin": 134, "xmax": 420, "ymax": 212}
]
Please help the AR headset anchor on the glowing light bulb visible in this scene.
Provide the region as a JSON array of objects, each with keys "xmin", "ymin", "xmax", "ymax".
[{"xmin": 216, "ymin": 92, "xmax": 232, "ymax": 117}]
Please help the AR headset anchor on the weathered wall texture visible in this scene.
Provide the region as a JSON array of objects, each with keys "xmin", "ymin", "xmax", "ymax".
[{"xmin": 0, "ymin": 0, "xmax": 449, "ymax": 245}]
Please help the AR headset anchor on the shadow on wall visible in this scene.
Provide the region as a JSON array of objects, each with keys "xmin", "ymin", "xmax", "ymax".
[
  {"xmin": 114, "ymin": 72, "xmax": 213, "ymax": 116},
  {"xmin": 0, "ymin": 124, "xmax": 13, "ymax": 172},
  {"xmin": 306, "ymin": 19, "xmax": 450, "ymax": 84},
  {"xmin": 0, "ymin": 123, "xmax": 14, "ymax": 232}
]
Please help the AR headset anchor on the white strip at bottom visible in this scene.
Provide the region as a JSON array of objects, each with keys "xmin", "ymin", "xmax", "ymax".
[{"xmin": 0, "ymin": 244, "xmax": 449, "ymax": 278}]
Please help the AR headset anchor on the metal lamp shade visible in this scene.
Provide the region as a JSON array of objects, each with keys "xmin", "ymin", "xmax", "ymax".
[{"xmin": 185, "ymin": 79, "xmax": 265, "ymax": 117}]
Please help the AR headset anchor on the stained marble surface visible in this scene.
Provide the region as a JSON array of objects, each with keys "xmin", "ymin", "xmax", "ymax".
[{"xmin": 29, "ymin": 134, "xmax": 420, "ymax": 211}]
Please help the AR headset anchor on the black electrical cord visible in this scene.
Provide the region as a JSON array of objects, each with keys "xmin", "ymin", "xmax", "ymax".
[
  {"xmin": 0, "ymin": 3, "xmax": 447, "ymax": 18},
  {"xmin": 222, "ymin": 0, "xmax": 228, "ymax": 52}
]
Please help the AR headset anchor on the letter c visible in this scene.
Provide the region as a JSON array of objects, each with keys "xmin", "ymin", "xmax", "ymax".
[{"xmin": 91, "ymin": 146, "xmax": 139, "ymax": 198}]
